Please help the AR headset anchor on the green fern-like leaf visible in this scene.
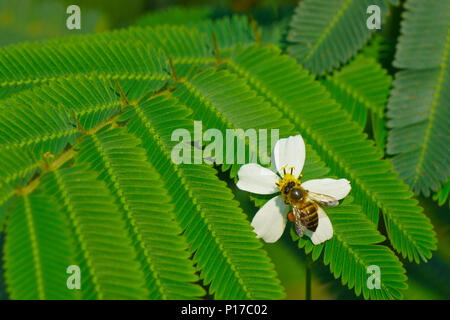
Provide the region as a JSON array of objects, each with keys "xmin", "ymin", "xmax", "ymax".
[
  {"xmin": 3, "ymin": 194, "xmax": 78, "ymax": 299},
  {"xmin": 0, "ymin": 96, "xmax": 75, "ymax": 154},
  {"xmin": 387, "ymin": 0, "xmax": 450, "ymax": 196},
  {"xmin": 74, "ymin": 126, "xmax": 205, "ymax": 299},
  {"xmin": 0, "ymin": 183, "xmax": 12, "ymax": 232},
  {"xmin": 0, "ymin": 145, "xmax": 40, "ymax": 233},
  {"xmin": 41, "ymin": 166, "xmax": 150, "ymax": 299},
  {"xmin": 360, "ymin": 33, "xmax": 394, "ymax": 64},
  {"xmin": 0, "ymin": 14, "xmax": 438, "ymax": 300},
  {"xmin": 171, "ymin": 66, "xmax": 293, "ymax": 177},
  {"xmin": 0, "ymin": 146, "xmax": 40, "ymax": 186},
  {"xmin": 292, "ymin": 198, "xmax": 407, "ymax": 299},
  {"xmin": 154, "ymin": 52, "xmax": 407, "ymax": 298},
  {"xmin": 0, "ymin": 16, "xmax": 256, "ymax": 102},
  {"xmin": 120, "ymin": 93, "xmax": 286, "ymax": 299},
  {"xmin": 0, "ymin": 75, "xmax": 170, "ymax": 160},
  {"xmin": 1, "ymin": 76, "xmax": 206, "ymax": 299},
  {"xmin": 0, "ymin": 17, "xmax": 253, "ymax": 101},
  {"xmin": 250, "ymin": 144, "xmax": 407, "ymax": 299},
  {"xmin": 195, "ymin": 15, "xmax": 256, "ymax": 53},
  {"xmin": 0, "ymin": 57, "xmax": 286, "ymax": 299},
  {"xmin": 286, "ymin": 0, "xmax": 390, "ymax": 75},
  {"xmin": 0, "ymin": 41, "xmax": 169, "ymax": 99},
  {"xmin": 433, "ymin": 180, "xmax": 449, "ymax": 208},
  {"xmin": 322, "ymin": 55, "xmax": 392, "ymax": 153}
]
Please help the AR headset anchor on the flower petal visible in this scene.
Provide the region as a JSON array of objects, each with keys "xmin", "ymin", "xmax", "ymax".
[
  {"xmin": 236, "ymin": 163, "xmax": 280, "ymax": 194},
  {"xmin": 302, "ymin": 178, "xmax": 351, "ymax": 200},
  {"xmin": 273, "ymin": 135, "xmax": 305, "ymax": 178},
  {"xmin": 251, "ymin": 195, "xmax": 289, "ymax": 243},
  {"xmin": 305, "ymin": 207, "xmax": 333, "ymax": 245}
]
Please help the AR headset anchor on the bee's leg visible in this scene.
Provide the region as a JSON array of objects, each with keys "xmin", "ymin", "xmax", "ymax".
[{"xmin": 295, "ymin": 222, "xmax": 306, "ymax": 238}]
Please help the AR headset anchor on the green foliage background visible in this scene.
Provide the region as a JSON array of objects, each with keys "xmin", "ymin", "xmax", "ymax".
[{"xmin": 0, "ymin": 0, "xmax": 448, "ymax": 300}]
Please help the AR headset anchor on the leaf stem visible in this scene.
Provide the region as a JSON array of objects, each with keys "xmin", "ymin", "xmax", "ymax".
[
  {"xmin": 306, "ymin": 254, "xmax": 312, "ymax": 300},
  {"xmin": 16, "ymin": 95, "xmax": 138, "ymax": 196}
]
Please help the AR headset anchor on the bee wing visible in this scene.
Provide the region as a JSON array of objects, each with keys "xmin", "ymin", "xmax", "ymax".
[
  {"xmin": 305, "ymin": 207, "xmax": 333, "ymax": 245},
  {"xmin": 307, "ymin": 191, "xmax": 338, "ymax": 207},
  {"xmin": 292, "ymin": 206, "xmax": 306, "ymax": 237}
]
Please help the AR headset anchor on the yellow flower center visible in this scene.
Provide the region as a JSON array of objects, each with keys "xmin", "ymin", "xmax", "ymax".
[{"xmin": 276, "ymin": 165, "xmax": 303, "ymax": 195}]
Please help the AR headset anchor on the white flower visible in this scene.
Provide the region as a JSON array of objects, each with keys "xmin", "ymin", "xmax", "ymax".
[{"xmin": 236, "ymin": 135, "xmax": 351, "ymax": 244}]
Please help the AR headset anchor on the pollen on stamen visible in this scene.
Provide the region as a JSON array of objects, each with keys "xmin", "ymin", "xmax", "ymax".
[
  {"xmin": 276, "ymin": 167, "xmax": 300, "ymax": 194},
  {"xmin": 280, "ymin": 164, "xmax": 289, "ymax": 176},
  {"xmin": 288, "ymin": 211, "xmax": 295, "ymax": 222}
]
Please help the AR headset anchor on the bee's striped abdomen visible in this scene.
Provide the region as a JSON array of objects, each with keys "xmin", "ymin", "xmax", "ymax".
[{"xmin": 298, "ymin": 202, "xmax": 319, "ymax": 232}]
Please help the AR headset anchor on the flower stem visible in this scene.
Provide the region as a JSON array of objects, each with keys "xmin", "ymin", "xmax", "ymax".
[{"xmin": 305, "ymin": 255, "xmax": 312, "ymax": 300}]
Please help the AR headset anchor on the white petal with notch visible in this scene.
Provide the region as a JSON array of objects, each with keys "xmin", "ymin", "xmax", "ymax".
[
  {"xmin": 302, "ymin": 178, "xmax": 351, "ymax": 200},
  {"xmin": 236, "ymin": 163, "xmax": 280, "ymax": 194},
  {"xmin": 273, "ymin": 135, "xmax": 305, "ymax": 178},
  {"xmin": 251, "ymin": 195, "xmax": 289, "ymax": 243}
]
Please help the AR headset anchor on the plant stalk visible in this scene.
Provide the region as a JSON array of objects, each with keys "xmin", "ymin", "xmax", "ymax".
[{"xmin": 306, "ymin": 255, "xmax": 312, "ymax": 300}]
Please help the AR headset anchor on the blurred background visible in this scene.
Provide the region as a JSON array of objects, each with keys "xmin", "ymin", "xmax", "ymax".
[
  {"xmin": 0, "ymin": 0, "xmax": 448, "ymax": 300},
  {"xmin": 0, "ymin": 0, "xmax": 290, "ymax": 45}
]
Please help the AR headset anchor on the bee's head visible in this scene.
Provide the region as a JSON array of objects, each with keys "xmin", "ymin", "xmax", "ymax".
[
  {"xmin": 277, "ymin": 172, "xmax": 304, "ymax": 204},
  {"xmin": 282, "ymin": 181, "xmax": 305, "ymax": 203}
]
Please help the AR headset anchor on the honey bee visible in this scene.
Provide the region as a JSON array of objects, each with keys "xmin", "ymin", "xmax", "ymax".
[{"xmin": 281, "ymin": 180, "xmax": 338, "ymax": 238}]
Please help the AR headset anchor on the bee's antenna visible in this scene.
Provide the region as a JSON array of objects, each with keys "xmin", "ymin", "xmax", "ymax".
[{"xmin": 290, "ymin": 167, "xmax": 293, "ymax": 175}]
